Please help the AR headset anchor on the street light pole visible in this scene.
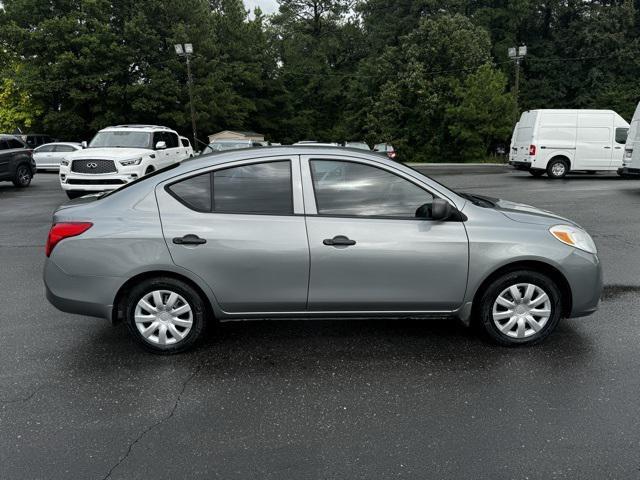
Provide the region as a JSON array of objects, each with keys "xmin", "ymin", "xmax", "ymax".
[
  {"xmin": 175, "ymin": 43, "xmax": 198, "ymax": 150},
  {"xmin": 508, "ymin": 45, "xmax": 527, "ymax": 124}
]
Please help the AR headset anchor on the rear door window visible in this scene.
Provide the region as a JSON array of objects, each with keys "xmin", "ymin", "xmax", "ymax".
[
  {"xmin": 615, "ymin": 128, "xmax": 629, "ymax": 144},
  {"xmin": 54, "ymin": 145, "xmax": 76, "ymax": 152},
  {"xmin": 167, "ymin": 161, "xmax": 293, "ymax": 215}
]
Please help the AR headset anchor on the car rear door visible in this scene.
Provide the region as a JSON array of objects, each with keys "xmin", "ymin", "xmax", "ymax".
[
  {"xmin": 155, "ymin": 156, "xmax": 309, "ymax": 313},
  {"xmin": 575, "ymin": 112, "xmax": 614, "ymax": 169},
  {"xmin": 301, "ymin": 155, "xmax": 468, "ymax": 312},
  {"xmin": 0, "ymin": 140, "xmax": 11, "ymax": 176}
]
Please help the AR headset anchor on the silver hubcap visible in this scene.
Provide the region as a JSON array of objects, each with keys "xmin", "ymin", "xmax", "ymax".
[
  {"xmin": 551, "ymin": 163, "xmax": 565, "ymax": 176},
  {"xmin": 134, "ymin": 290, "xmax": 193, "ymax": 345},
  {"xmin": 492, "ymin": 283, "xmax": 552, "ymax": 339},
  {"xmin": 18, "ymin": 167, "xmax": 30, "ymax": 184}
]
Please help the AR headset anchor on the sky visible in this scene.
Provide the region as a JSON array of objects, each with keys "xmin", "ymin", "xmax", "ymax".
[{"xmin": 244, "ymin": 0, "xmax": 279, "ymax": 15}]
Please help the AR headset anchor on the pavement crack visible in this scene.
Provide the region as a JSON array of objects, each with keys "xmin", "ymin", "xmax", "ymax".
[
  {"xmin": 100, "ymin": 362, "xmax": 204, "ymax": 480},
  {"xmin": 0, "ymin": 384, "xmax": 48, "ymax": 405}
]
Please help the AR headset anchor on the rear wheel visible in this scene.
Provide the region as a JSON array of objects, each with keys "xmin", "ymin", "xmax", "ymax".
[
  {"xmin": 546, "ymin": 158, "xmax": 568, "ymax": 179},
  {"xmin": 477, "ymin": 270, "xmax": 562, "ymax": 346},
  {"xmin": 12, "ymin": 164, "xmax": 32, "ymax": 187},
  {"xmin": 125, "ymin": 277, "xmax": 206, "ymax": 354},
  {"xmin": 529, "ymin": 169, "xmax": 545, "ymax": 177}
]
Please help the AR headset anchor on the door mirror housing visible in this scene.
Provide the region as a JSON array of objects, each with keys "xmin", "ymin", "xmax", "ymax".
[
  {"xmin": 155, "ymin": 141, "xmax": 167, "ymax": 150},
  {"xmin": 416, "ymin": 198, "xmax": 452, "ymax": 221},
  {"xmin": 81, "ymin": 141, "xmax": 87, "ymax": 149}
]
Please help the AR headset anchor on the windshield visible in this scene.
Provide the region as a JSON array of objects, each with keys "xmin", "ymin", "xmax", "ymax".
[{"xmin": 89, "ymin": 131, "xmax": 152, "ymax": 149}]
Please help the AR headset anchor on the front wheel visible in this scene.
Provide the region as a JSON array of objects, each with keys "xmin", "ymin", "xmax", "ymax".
[
  {"xmin": 125, "ymin": 277, "xmax": 206, "ymax": 354},
  {"xmin": 477, "ymin": 270, "xmax": 562, "ymax": 346},
  {"xmin": 65, "ymin": 190, "xmax": 86, "ymax": 199},
  {"xmin": 12, "ymin": 164, "xmax": 33, "ymax": 187}
]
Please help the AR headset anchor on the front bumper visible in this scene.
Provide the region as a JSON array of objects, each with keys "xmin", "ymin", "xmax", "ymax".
[
  {"xmin": 617, "ymin": 167, "xmax": 640, "ymax": 176},
  {"xmin": 562, "ymin": 249, "xmax": 603, "ymax": 318},
  {"xmin": 59, "ymin": 172, "xmax": 139, "ymax": 191}
]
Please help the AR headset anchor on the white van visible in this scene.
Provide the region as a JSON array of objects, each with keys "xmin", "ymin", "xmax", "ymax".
[
  {"xmin": 618, "ymin": 101, "xmax": 640, "ymax": 177},
  {"xmin": 509, "ymin": 109, "xmax": 629, "ymax": 178}
]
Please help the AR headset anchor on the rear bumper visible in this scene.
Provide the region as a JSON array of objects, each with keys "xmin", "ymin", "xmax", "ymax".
[
  {"xmin": 617, "ymin": 167, "xmax": 640, "ymax": 176},
  {"xmin": 510, "ymin": 160, "xmax": 531, "ymax": 169},
  {"xmin": 44, "ymin": 259, "xmax": 119, "ymax": 321}
]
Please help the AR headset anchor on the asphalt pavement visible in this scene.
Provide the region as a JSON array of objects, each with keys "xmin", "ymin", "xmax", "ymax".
[{"xmin": 1, "ymin": 168, "xmax": 640, "ymax": 479}]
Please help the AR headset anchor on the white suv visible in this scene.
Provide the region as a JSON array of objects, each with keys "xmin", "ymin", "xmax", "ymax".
[{"xmin": 59, "ymin": 125, "xmax": 188, "ymax": 199}]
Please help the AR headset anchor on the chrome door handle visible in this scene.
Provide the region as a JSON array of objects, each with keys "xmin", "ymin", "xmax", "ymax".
[
  {"xmin": 173, "ymin": 234, "xmax": 206, "ymax": 245},
  {"xmin": 323, "ymin": 235, "xmax": 356, "ymax": 247}
]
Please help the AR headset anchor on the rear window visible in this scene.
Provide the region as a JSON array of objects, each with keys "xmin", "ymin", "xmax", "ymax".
[
  {"xmin": 615, "ymin": 127, "xmax": 629, "ymax": 144},
  {"xmin": 515, "ymin": 127, "xmax": 533, "ymax": 142}
]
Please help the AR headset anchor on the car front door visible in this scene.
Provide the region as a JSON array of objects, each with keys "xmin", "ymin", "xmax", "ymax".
[
  {"xmin": 153, "ymin": 132, "xmax": 172, "ymax": 167},
  {"xmin": 301, "ymin": 156, "xmax": 469, "ymax": 312},
  {"xmin": 156, "ymin": 157, "xmax": 309, "ymax": 313},
  {"xmin": 0, "ymin": 140, "xmax": 11, "ymax": 176}
]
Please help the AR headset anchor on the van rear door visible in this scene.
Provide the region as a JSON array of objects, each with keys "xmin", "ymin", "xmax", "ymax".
[{"xmin": 513, "ymin": 111, "xmax": 536, "ymax": 164}]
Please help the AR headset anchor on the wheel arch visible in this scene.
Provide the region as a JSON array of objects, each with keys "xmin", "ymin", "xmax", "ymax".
[
  {"xmin": 547, "ymin": 154, "xmax": 572, "ymax": 171},
  {"xmin": 471, "ymin": 260, "xmax": 573, "ymax": 320},
  {"xmin": 111, "ymin": 270, "xmax": 216, "ymax": 325}
]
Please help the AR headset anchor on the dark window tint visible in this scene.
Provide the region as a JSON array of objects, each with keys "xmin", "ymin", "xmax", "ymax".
[
  {"xmin": 54, "ymin": 144, "xmax": 76, "ymax": 152},
  {"xmin": 213, "ymin": 161, "xmax": 292, "ymax": 214},
  {"xmin": 7, "ymin": 139, "xmax": 25, "ymax": 149},
  {"xmin": 153, "ymin": 132, "xmax": 164, "ymax": 148},
  {"xmin": 0, "ymin": 140, "xmax": 8, "ymax": 150},
  {"xmin": 167, "ymin": 172, "xmax": 212, "ymax": 212},
  {"xmin": 310, "ymin": 160, "xmax": 432, "ymax": 218},
  {"xmin": 165, "ymin": 133, "xmax": 179, "ymax": 148},
  {"xmin": 181, "ymin": 138, "xmax": 190, "ymax": 147},
  {"xmin": 615, "ymin": 127, "xmax": 629, "ymax": 144}
]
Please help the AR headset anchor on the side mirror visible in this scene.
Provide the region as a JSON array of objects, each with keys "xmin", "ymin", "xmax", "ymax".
[
  {"xmin": 416, "ymin": 198, "xmax": 452, "ymax": 221},
  {"xmin": 81, "ymin": 141, "xmax": 87, "ymax": 149},
  {"xmin": 155, "ymin": 141, "xmax": 167, "ymax": 150}
]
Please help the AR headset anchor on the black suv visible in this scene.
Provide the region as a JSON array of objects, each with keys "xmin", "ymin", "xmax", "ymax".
[{"xmin": 0, "ymin": 135, "xmax": 36, "ymax": 187}]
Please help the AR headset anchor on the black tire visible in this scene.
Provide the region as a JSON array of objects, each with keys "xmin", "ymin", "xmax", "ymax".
[
  {"xmin": 125, "ymin": 277, "xmax": 206, "ymax": 354},
  {"xmin": 65, "ymin": 190, "xmax": 85, "ymax": 199},
  {"xmin": 145, "ymin": 166, "xmax": 155, "ymax": 175},
  {"xmin": 12, "ymin": 164, "xmax": 32, "ymax": 187},
  {"xmin": 546, "ymin": 158, "xmax": 569, "ymax": 179},
  {"xmin": 529, "ymin": 170, "xmax": 545, "ymax": 177},
  {"xmin": 477, "ymin": 270, "xmax": 562, "ymax": 346}
]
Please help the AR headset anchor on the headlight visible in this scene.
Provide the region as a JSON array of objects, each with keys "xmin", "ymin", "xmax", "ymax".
[
  {"xmin": 60, "ymin": 160, "xmax": 69, "ymax": 167},
  {"xmin": 549, "ymin": 225, "xmax": 597, "ymax": 254},
  {"xmin": 119, "ymin": 157, "xmax": 143, "ymax": 166}
]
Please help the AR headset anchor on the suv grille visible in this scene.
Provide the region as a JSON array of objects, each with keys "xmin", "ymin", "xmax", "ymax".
[{"xmin": 71, "ymin": 159, "xmax": 117, "ymax": 174}]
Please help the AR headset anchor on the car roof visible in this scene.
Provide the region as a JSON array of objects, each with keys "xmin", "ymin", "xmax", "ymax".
[
  {"xmin": 0, "ymin": 134, "xmax": 23, "ymax": 141},
  {"xmin": 100, "ymin": 125, "xmax": 174, "ymax": 132},
  {"xmin": 38, "ymin": 142, "xmax": 81, "ymax": 147}
]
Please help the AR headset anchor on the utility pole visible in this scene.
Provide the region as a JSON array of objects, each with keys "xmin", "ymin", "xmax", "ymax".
[
  {"xmin": 508, "ymin": 45, "xmax": 527, "ymax": 123},
  {"xmin": 174, "ymin": 43, "xmax": 198, "ymax": 150}
]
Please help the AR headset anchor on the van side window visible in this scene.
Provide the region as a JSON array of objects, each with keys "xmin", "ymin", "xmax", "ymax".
[{"xmin": 615, "ymin": 128, "xmax": 629, "ymax": 144}]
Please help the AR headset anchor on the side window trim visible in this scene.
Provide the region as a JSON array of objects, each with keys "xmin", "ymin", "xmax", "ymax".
[
  {"xmin": 162, "ymin": 156, "xmax": 303, "ymax": 216},
  {"xmin": 300, "ymin": 155, "xmax": 443, "ymax": 220}
]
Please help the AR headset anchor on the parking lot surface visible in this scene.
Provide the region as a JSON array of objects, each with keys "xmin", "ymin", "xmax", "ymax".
[{"xmin": 2, "ymin": 168, "xmax": 640, "ymax": 479}]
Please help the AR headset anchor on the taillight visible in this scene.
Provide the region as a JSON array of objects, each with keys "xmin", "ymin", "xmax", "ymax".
[
  {"xmin": 529, "ymin": 144, "xmax": 536, "ymax": 156},
  {"xmin": 388, "ymin": 151, "xmax": 396, "ymax": 159},
  {"xmin": 46, "ymin": 222, "xmax": 93, "ymax": 257}
]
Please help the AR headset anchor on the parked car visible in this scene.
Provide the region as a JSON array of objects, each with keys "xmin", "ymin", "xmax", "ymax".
[
  {"xmin": 374, "ymin": 143, "xmax": 397, "ymax": 160},
  {"xmin": 44, "ymin": 146, "xmax": 602, "ymax": 354},
  {"xmin": 33, "ymin": 142, "xmax": 83, "ymax": 171},
  {"xmin": 59, "ymin": 125, "xmax": 189, "ymax": 199},
  {"xmin": 201, "ymin": 139, "xmax": 261, "ymax": 154},
  {"xmin": 0, "ymin": 134, "xmax": 36, "ymax": 187},
  {"xmin": 618, "ymin": 101, "xmax": 640, "ymax": 177},
  {"xmin": 508, "ymin": 122, "xmax": 519, "ymax": 166},
  {"xmin": 510, "ymin": 109, "xmax": 629, "ymax": 178},
  {"xmin": 179, "ymin": 136, "xmax": 194, "ymax": 158},
  {"xmin": 344, "ymin": 141, "xmax": 371, "ymax": 150}
]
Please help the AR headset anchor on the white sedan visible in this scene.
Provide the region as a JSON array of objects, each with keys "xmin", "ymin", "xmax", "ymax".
[{"xmin": 33, "ymin": 142, "xmax": 83, "ymax": 171}]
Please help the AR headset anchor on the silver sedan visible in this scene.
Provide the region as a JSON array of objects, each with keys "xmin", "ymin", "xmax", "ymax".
[
  {"xmin": 44, "ymin": 146, "xmax": 602, "ymax": 353},
  {"xmin": 33, "ymin": 142, "xmax": 83, "ymax": 171}
]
